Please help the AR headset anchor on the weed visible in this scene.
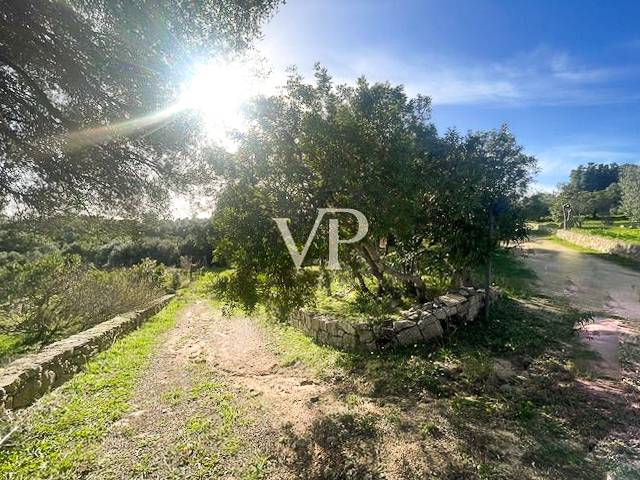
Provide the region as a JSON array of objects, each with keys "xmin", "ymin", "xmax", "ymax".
[
  {"xmin": 241, "ymin": 452, "xmax": 272, "ymax": 480},
  {"xmin": 418, "ymin": 421, "xmax": 440, "ymax": 438}
]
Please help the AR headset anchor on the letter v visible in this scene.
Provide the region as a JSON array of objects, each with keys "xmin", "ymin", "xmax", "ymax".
[{"xmin": 273, "ymin": 209, "xmax": 328, "ymax": 269}]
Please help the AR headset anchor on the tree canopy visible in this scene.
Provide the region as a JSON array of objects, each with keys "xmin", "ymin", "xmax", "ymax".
[
  {"xmin": 209, "ymin": 66, "xmax": 537, "ymax": 315},
  {"xmin": 567, "ymin": 162, "xmax": 622, "ymax": 193},
  {"xmin": 621, "ymin": 165, "xmax": 640, "ymax": 224},
  {"xmin": 0, "ymin": 0, "xmax": 282, "ymax": 217}
]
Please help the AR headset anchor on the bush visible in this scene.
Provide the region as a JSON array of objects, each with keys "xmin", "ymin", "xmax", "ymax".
[
  {"xmin": 0, "ymin": 255, "xmax": 165, "ymax": 343},
  {"xmin": 106, "ymin": 238, "xmax": 180, "ymax": 267}
]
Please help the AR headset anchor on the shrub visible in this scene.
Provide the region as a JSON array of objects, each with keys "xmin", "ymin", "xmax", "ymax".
[{"xmin": 0, "ymin": 255, "xmax": 164, "ymax": 342}]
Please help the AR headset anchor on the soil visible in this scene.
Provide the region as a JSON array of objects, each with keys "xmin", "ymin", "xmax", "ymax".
[
  {"xmin": 86, "ymin": 299, "xmax": 341, "ymax": 479},
  {"xmin": 519, "ymin": 237, "xmax": 640, "ymax": 385}
]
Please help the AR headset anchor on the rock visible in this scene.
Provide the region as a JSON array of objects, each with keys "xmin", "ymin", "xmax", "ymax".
[
  {"xmin": 418, "ymin": 317, "xmax": 443, "ymax": 340},
  {"xmin": 325, "ymin": 321, "xmax": 341, "ymax": 337},
  {"xmin": 434, "ymin": 309, "xmax": 446, "ymax": 321},
  {"xmin": 397, "ymin": 325, "xmax": 423, "ymax": 345},
  {"xmin": 393, "ymin": 320, "xmax": 416, "ymax": 332},
  {"xmin": 341, "ymin": 322, "xmax": 356, "ymax": 336},
  {"xmin": 444, "ymin": 306, "xmax": 456, "ymax": 317},
  {"xmin": 439, "ymin": 294, "xmax": 466, "ymax": 307},
  {"xmin": 493, "ymin": 358, "xmax": 515, "ymax": 382}
]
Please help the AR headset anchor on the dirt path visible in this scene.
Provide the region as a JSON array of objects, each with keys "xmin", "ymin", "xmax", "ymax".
[
  {"xmin": 86, "ymin": 299, "xmax": 340, "ymax": 479},
  {"xmin": 519, "ymin": 237, "xmax": 640, "ymax": 392}
]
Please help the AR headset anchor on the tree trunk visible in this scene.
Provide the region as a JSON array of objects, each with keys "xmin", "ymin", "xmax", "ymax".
[{"xmin": 359, "ymin": 241, "xmax": 427, "ymax": 302}]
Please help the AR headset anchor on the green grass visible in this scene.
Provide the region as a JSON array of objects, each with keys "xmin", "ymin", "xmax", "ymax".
[
  {"xmin": 487, "ymin": 248, "xmax": 539, "ymax": 298},
  {"xmin": 546, "ymin": 234, "xmax": 640, "ymax": 272},
  {"xmin": 542, "ymin": 214, "xmax": 640, "ymax": 244},
  {"xmin": 311, "ymin": 273, "xmax": 412, "ymax": 322},
  {"xmin": 0, "ymin": 296, "xmax": 185, "ymax": 479},
  {"xmin": 260, "ymin": 316, "xmax": 346, "ymax": 379},
  {"xmin": 0, "ymin": 334, "xmax": 37, "ymax": 367},
  {"xmin": 547, "ymin": 234, "xmax": 600, "ymax": 253},
  {"xmin": 573, "ymin": 226, "xmax": 640, "ymax": 244},
  {"xmin": 260, "ymin": 250, "xmax": 613, "ymax": 478}
]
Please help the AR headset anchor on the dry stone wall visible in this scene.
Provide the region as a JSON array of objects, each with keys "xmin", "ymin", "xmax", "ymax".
[
  {"xmin": 0, "ymin": 294, "xmax": 174, "ymax": 414},
  {"xmin": 289, "ymin": 287, "xmax": 500, "ymax": 351},
  {"xmin": 555, "ymin": 228, "xmax": 640, "ymax": 261}
]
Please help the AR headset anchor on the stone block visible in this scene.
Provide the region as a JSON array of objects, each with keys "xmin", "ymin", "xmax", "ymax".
[
  {"xmin": 444, "ymin": 306, "xmax": 456, "ymax": 317},
  {"xmin": 325, "ymin": 321, "xmax": 341, "ymax": 337},
  {"xmin": 393, "ymin": 320, "xmax": 417, "ymax": 332},
  {"xmin": 439, "ymin": 294, "xmax": 466, "ymax": 307},
  {"xmin": 356, "ymin": 324, "xmax": 374, "ymax": 343},
  {"xmin": 397, "ymin": 326, "xmax": 423, "ymax": 345},
  {"xmin": 341, "ymin": 322, "xmax": 356, "ymax": 336},
  {"xmin": 418, "ymin": 316, "xmax": 443, "ymax": 340}
]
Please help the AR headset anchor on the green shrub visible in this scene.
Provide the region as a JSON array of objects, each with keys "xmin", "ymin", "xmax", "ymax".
[{"xmin": 0, "ymin": 255, "xmax": 164, "ymax": 342}]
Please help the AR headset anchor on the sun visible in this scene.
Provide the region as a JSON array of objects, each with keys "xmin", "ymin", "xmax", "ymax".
[{"xmin": 179, "ymin": 62, "xmax": 256, "ymax": 143}]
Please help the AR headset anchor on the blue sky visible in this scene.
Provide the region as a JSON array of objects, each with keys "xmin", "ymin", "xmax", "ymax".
[{"xmin": 256, "ymin": 0, "xmax": 640, "ymax": 192}]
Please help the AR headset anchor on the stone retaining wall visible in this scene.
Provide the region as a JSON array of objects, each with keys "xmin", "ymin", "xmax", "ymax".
[
  {"xmin": 0, "ymin": 294, "xmax": 174, "ymax": 414},
  {"xmin": 555, "ymin": 229, "xmax": 640, "ymax": 261},
  {"xmin": 289, "ymin": 287, "xmax": 500, "ymax": 351}
]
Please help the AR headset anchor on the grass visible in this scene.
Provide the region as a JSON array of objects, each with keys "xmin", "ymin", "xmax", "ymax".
[
  {"xmin": 547, "ymin": 234, "xmax": 600, "ymax": 253},
  {"xmin": 259, "ymin": 248, "xmax": 630, "ymax": 478},
  {"xmin": 0, "ymin": 296, "xmax": 185, "ymax": 479},
  {"xmin": 0, "ymin": 334, "xmax": 37, "ymax": 368},
  {"xmin": 259, "ymin": 315, "xmax": 346, "ymax": 379},
  {"xmin": 311, "ymin": 272, "xmax": 412, "ymax": 322},
  {"xmin": 486, "ymin": 248, "xmax": 538, "ymax": 298},
  {"xmin": 545, "ymin": 233, "xmax": 640, "ymax": 272},
  {"xmin": 539, "ymin": 215, "xmax": 640, "ymax": 244},
  {"xmin": 574, "ymin": 226, "xmax": 640, "ymax": 244}
]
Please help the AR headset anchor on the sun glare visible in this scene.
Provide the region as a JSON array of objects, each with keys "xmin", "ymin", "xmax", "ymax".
[{"xmin": 179, "ymin": 62, "xmax": 256, "ymax": 145}]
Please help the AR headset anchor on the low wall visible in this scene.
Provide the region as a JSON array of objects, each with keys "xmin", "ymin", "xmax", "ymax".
[
  {"xmin": 528, "ymin": 223, "xmax": 556, "ymax": 234},
  {"xmin": 555, "ymin": 229, "xmax": 640, "ymax": 261},
  {"xmin": 0, "ymin": 294, "xmax": 174, "ymax": 414},
  {"xmin": 289, "ymin": 287, "xmax": 500, "ymax": 351}
]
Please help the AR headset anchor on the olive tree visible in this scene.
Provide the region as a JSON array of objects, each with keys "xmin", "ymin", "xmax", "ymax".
[
  {"xmin": 621, "ymin": 165, "xmax": 640, "ymax": 223},
  {"xmin": 0, "ymin": 0, "xmax": 282, "ymax": 217},
  {"xmin": 209, "ymin": 67, "xmax": 537, "ymax": 315}
]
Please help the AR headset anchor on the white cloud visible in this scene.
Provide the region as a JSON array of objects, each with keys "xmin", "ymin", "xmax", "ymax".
[
  {"xmin": 535, "ymin": 144, "xmax": 639, "ymax": 172},
  {"xmin": 529, "ymin": 141, "xmax": 640, "ymax": 192},
  {"xmin": 260, "ymin": 44, "xmax": 638, "ymax": 107}
]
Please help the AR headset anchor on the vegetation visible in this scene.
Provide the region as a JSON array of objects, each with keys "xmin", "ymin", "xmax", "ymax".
[
  {"xmin": 0, "ymin": 212, "xmax": 218, "ymax": 363},
  {"xmin": 522, "ymin": 162, "xmax": 640, "ymax": 229},
  {"xmin": 620, "ymin": 164, "xmax": 640, "ymax": 224},
  {"xmin": 0, "ymin": 215, "xmax": 215, "ymax": 269},
  {"xmin": 0, "ymin": 0, "xmax": 283, "ymax": 217},
  {"xmin": 0, "ymin": 296, "xmax": 184, "ymax": 479},
  {"xmin": 209, "ymin": 66, "xmax": 536, "ymax": 317},
  {"xmin": 3, "ymin": 2, "xmax": 636, "ymax": 477},
  {"xmin": 259, "ymin": 250, "xmax": 631, "ymax": 479},
  {"xmin": 0, "ymin": 255, "xmax": 168, "ymax": 365}
]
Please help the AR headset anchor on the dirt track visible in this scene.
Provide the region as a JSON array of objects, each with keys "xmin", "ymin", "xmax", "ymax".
[{"xmin": 519, "ymin": 237, "xmax": 640, "ymax": 386}]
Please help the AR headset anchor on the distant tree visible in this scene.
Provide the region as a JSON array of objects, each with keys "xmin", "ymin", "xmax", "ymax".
[
  {"xmin": 0, "ymin": 0, "xmax": 282, "ymax": 217},
  {"xmin": 620, "ymin": 165, "xmax": 640, "ymax": 223},
  {"xmin": 568, "ymin": 163, "xmax": 621, "ymax": 193},
  {"xmin": 579, "ymin": 183, "xmax": 621, "ymax": 219},
  {"xmin": 520, "ymin": 193, "xmax": 552, "ymax": 221}
]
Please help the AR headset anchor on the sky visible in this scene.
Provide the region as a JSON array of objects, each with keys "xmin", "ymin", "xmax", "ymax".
[{"xmin": 254, "ymin": 0, "xmax": 640, "ymax": 192}]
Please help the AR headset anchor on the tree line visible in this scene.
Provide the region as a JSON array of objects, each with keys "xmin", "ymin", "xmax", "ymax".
[
  {"xmin": 1, "ymin": 1, "xmax": 540, "ymax": 343},
  {"xmin": 521, "ymin": 162, "xmax": 640, "ymax": 227}
]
